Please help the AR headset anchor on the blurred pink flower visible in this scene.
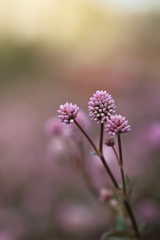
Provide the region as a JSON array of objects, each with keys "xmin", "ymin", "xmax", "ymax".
[
  {"xmin": 45, "ymin": 117, "xmax": 70, "ymax": 137},
  {"xmin": 55, "ymin": 201, "xmax": 108, "ymax": 235},
  {"xmin": 0, "ymin": 230, "xmax": 14, "ymax": 240},
  {"xmin": 136, "ymin": 199, "xmax": 160, "ymax": 224},
  {"xmin": 147, "ymin": 122, "xmax": 160, "ymax": 148},
  {"xmin": 45, "ymin": 117, "xmax": 75, "ymax": 162},
  {"xmin": 67, "ymin": 110, "xmax": 91, "ymax": 141}
]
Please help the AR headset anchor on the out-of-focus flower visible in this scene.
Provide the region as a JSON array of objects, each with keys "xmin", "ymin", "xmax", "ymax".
[
  {"xmin": 108, "ymin": 199, "xmax": 119, "ymax": 212},
  {"xmin": 99, "ymin": 188, "xmax": 113, "ymax": 203},
  {"xmin": 45, "ymin": 117, "xmax": 75, "ymax": 161},
  {"xmin": 0, "ymin": 230, "xmax": 15, "ymax": 240},
  {"xmin": 88, "ymin": 90, "xmax": 116, "ymax": 124},
  {"xmin": 136, "ymin": 200, "xmax": 160, "ymax": 224},
  {"xmin": 68, "ymin": 110, "xmax": 90, "ymax": 141},
  {"xmin": 45, "ymin": 119, "xmax": 73, "ymax": 162},
  {"xmin": 147, "ymin": 122, "xmax": 160, "ymax": 148},
  {"xmin": 105, "ymin": 115, "xmax": 131, "ymax": 136},
  {"xmin": 104, "ymin": 136, "xmax": 115, "ymax": 146},
  {"xmin": 55, "ymin": 201, "xmax": 107, "ymax": 235},
  {"xmin": 57, "ymin": 103, "xmax": 79, "ymax": 124},
  {"xmin": 45, "ymin": 117, "xmax": 70, "ymax": 136}
]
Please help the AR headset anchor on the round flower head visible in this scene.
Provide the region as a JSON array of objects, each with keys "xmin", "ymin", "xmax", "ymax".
[
  {"xmin": 105, "ymin": 114, "xmax": 131, "ymax": 136},
  {"xmin": 88, "ymin": 90, "xmax": 116, "ymax": 124},
  {"xmin": 57, "ymin": 102, "xmax": 79, "ymax": 124}
]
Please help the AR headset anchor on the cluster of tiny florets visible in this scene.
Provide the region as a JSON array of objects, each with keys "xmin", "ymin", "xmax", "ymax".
[
  {"xmin": 88, "ymin": 90, "xmax": 116, "ymax": 124},
  {"xmin": 57, "ymin": 102, "xmax": 79, "ymax": 124},
  {"xmin": 105, "ymin": 115, "xmax": 131, "ymax": 136}
]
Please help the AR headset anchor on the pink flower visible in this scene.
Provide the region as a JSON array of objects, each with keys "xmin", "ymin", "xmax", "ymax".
[
  {"xmin": 88, "ymin": 90, "xmax": 116, "ymax": 124},
  {"xmin": 136, "ymin": 200, "xmax": 160, "ymax": 224},
  {"xmin": 57, "ymin": 103, "xmax": 79, "ymax": 124},
  {"xmin": 45, "ymin": 117, "xmax": 69, "ymax": 136},
  {"xmin": 147, "ymin": 122, "xmax": 160, "ymax": 148},
  {"xmin": 105, "ymin": 115, "xmax": 131, "ymax": 136}
]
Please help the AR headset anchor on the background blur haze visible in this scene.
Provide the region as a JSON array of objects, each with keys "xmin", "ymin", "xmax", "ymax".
[{"xmin": 0, "ymin": 1, "xmax": 160, "ymax": 240}]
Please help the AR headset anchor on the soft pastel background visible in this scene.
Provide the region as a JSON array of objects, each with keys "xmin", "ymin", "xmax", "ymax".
[{"xmin": 0, "ymin": 0, "xmax": 160, "ymax": 239}]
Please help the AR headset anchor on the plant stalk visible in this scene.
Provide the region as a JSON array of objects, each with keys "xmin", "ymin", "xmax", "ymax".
[
  {"xmin": 117, "ymin": 134, "xmax": 126, "ymax": 195},
  {"xmin": 74, "ymin": 120, "xmax": 140, "ymax": 239}
]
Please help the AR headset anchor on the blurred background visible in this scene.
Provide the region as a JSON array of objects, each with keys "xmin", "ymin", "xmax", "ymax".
[{"xmin": 0, "ymin": 0, "xmax": 160, "ymax": 239}]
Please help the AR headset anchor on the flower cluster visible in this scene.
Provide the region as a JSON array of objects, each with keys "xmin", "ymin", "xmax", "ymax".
[
  {"xmin": 105, "ymin": 115, "xmax": 131, "ymax": 136},
  {"xmin": 88, "ymin": 90, "xmax": 116, "ymax": 124},
  {"xmin": 57, "ymin": 102, "xmax": 79, "ymax": 124},
  {"xmin": 53, "ymin": 90, "xmax": 141, "ymax": 240},
  {"xmin": 57, "ymin": 92, "xmax": 131, "ymax": 136}
]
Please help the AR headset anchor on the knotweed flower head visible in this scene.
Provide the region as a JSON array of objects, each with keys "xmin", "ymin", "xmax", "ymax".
[
  {"xmin": 105, "ymin": 115, "xmax": 131, "ymax": 136},
  {"xmin": 88, "ymin": 90, "xmax": 116, "ymax": 124},
  {"xmin": 57, "ymin": 102, "xmax": 79, "ymax": 124}
]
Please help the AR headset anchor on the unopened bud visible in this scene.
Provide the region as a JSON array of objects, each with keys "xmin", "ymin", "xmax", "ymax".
[{"xmin": 104, "ymin": 136, "xmax": 115, "ymax": 147}]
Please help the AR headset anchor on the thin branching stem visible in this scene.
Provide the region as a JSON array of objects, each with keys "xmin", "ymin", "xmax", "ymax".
[
  {"xmin": 74, "ymin": 120, "xmax": 140, "ymax": 239},
  {"xmin": 74, "ymin": 120, "xmax": 97, "ymax": 153},
  {"xmin": 112, "ymin": 146, "xmax": 120, "ymax": 165}
]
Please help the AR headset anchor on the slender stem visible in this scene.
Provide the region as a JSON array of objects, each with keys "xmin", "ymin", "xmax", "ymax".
[
  {"xmin": 99, "ymin": 123, "xmax": 104, "ymax": 153},
  {"xmin": 117, "ymin": 134, "xmax": 126, "ymax": 195},
  {"xmin": 120, "ymin": 167, "xmax": 126, "ymax": 194},
  {"xmin": 74, "ymin": 120, "xmax": 98, "ymax": 153},
  {"xmin": 74, "ymin": 120, "xmax": 119, "ymax": 190},
  {"xmin": 74, "ymin": 120, "xmax": 140, "ymax": 239},
  {"xmin": 123, "ymin": 200, "xmax": 140, "ymax": 240},
  {"xmin": 100, "ymin": 155, "xmax": 119, "ymax": 190},
  {"xmin": 117, "ymin": 134, "xmax": 140, "ymax": 239},
  {"xmin": 117, "ymin": 134, "xmax": 123, "ymax": 164},
  {"xmin": 101, "ymin": 156, "xmax": 140, "ymax": 240},
  {"xmin": 112, "ymin": 146, "xmax": 126, "ymax": 194},
  {"xmin": 112, "ymin": 146, "xmax": 120, "ymax": 165}
]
